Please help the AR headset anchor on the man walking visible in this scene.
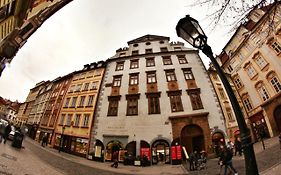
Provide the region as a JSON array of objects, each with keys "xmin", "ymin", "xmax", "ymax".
[
  {"xmin": 219, "ymin": 146, "xmax": 238, "ymax": 175},
  {"xmin": 3, "ymin": 122, "xmax": 12, "ymax": 144}
]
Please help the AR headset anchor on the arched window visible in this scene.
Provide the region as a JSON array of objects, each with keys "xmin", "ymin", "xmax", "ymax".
[{"xmin": 255, "ymin": 81, "xmax": 270, "ymax": 101}]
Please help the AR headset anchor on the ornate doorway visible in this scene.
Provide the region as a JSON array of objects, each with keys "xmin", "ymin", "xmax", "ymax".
[{"xmin": 180, "ymin": 124, "xmax": 204, "ymax": 154}]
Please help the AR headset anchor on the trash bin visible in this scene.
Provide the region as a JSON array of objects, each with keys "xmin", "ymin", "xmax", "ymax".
[{"xmin": 12, "ymin": 131, "xmax": 24, "ymax": 148}]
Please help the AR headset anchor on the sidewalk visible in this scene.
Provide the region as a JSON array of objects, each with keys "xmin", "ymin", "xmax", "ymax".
[{"xmin": 26, "ymin": 138, "xmax": 188, "ymax": 175}]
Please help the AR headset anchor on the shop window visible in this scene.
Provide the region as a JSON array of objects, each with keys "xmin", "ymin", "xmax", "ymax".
[
  {"xmin": 74, "ymin": 114, "xmax": 81, "ymax": 127},
  {"xmin": 129, "ymin": 73, "xmax": 139, "ymax": 85},
  {"xmin": 146, "ymin": 57, "xmax": 155, "ymax": 67},
  {"xmin": 87, "ymin": 95, "xmax": 94, "ymax": 107},
  {"xmin": 126, "ymin": 94, "xmax": 140, "ymax": 115},
  {"xmin": 182, "ymin": 68, "xmax": 194, "ymax": 80},
  {"xmin": 116, "ymin": 62, "xmax": 124, "ymax": 71},
  {"xmin": 165, "ymin": 69, "xmax": 177, "ymax": 82},
  {"xmin": 147, "ymin": 71, "xmax": 157, "ymax": 83},
  {"xmin": 177, "ymin": 55, "xmax": 187, "ymax": 64},
  {"xmin": 167, "ymin": 91, "xmax": 183, "ymax": 112},
  {"xmin": 146, "ymin": 93, "xmax": 161, "ymax": 114},
  {"xmin": 162, "ymin": 56, "xmax": 172, "ymax": 65},
  {"xmin": 112, "ymin": 76, "xmax": 122, "ymax": 87},
  {"xmin": 130, "ymin": 59, "xmax": 139, "ymax": 69},
  {"xmin": 107, "ymin": 98, "xmax": 119, "ymax": 116}
]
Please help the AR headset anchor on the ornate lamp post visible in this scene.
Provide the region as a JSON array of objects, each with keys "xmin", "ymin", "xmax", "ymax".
[
  {"xmin": 59, "ymin": 125, "xmax": 66, "ymax": 153},
  {"xmin": 176, "ymin": 15, "xmax": 259, "ymax": 175}
]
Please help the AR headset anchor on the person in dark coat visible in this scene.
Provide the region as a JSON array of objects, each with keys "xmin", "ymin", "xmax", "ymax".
[
  {"xmin": 111, "ymin": 151, "xmax": 119, "ymax": 168},
  {"xmin": 3, "ymin": 123, "xmax": 12, "ymax": 144},
  {"xmin": 219, "ymin": 146, "xmax": 238, "ymax": 175},
  {"xmin": 42, "ymin": 134, "xmax": 48, "ymax": 147}
]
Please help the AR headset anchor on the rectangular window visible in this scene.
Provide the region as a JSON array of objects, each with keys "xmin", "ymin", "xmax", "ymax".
[
  {"xmin": 64, "ymin": 98, "xmax": 70, "ymax": 108},
  {"xmin": 146, "ymin": 57, "xmax": 155, "ymax": 67},
  {"xmin": 183, "ymin": 68, "xmax": 194, "ymax": 80},
  {"xmin": 82, "ymin": 114, "xmax": 90, "ymax": 127},
  {"xmin": 169, "ymin": 93, "xmax": 183, "ymax": 112},
  {"xmin": 188, "ymin": 90, "xmax": 203, "ymax": 110},
  {"xmin": 147, "ymin": 71, "xmax": 157, "ymax": 83},
  {"xmin": 226, "ymin": 108, "xmax": 234, "ymax": 121},
  {"xmin": 271, "ymin": 41, "xmax": 281, "ymax": 54},
  {"xmin": 243, "ymin": 97, "xmax": 253, "ymax": 111},
  {"xmin": 246, "ymin": 65, "xmax": 256, "ymax": 78},
  {"xmin": 270, "ymin": 76, "xmax": 281, "ymax": 93},
  {"xmin": 218, "ymin": 88, "xmax": 226, "ymax": 99},
  {"xmin": 145, "ymin": 49, "xmax": 153, "ymax": 54},
  {"xmin": 78, "ymin": 96, "xmax": 85, "ymax": 107},
  {"xmin": 177, "ymin": 55, "xmax": 187, "ymax": 64},
  {"xmin": 147, "ymin": 95, "xmax": 160, "ymax": 114},
  {"xmin": 255, "ymin": 55, "xmax": 267, "ymax": 69},
  {"xmin": 160, "ymin": 47, "xmax": 168, "ymax": 52},
  {"xmin": 91, "ymin": 81, "xmax": 98, "ymax": 90},
  {"xmin": 74, "ymin": 114, "xmax": 81, "ymax": 127},
  {"xmin": 66, "ymin": 114, "xmax": 72, "ymax": 126},
  {"xmin": 126, "ymin": 95, "xmax": 139, "ymax": 116},
  {"xmin": 107, "ymin": 99, "xmax": 119, "ymax": 116},
  {"xmin": 68, "ymin": 85, "xmax": 75, "ymax": 93},
  {"xmin": 129, "ymin": 74, "xmax": 139, "ymax": 85},
  {"xmin": 165, "ymin": 70, "xmax": 177, "ymax": 82},
  {"xmin": 130, "ymin": 60, "xmax": 139, "ymax": 69},
  {"xmin": 83, "ymin": 83, "xmax": 89, "ymax": 91},
  {"xmin": 233, "ymin": 76, "xmax": 243, "ymax": 89},
  {"xmin": 257, "ymin": 85, "xmax": 270, "ymax": 101},
  {"xmin": 75, "ymin": 84, "xmax": 82, "ymax": 92},
  {"xmin": 87, "ymin": 95, "xmax": 94, "ymax": 106},
  {"xmin": 116, "ymin": 62, "xmax": 124, "ymax": 71},
  {"xmin": 113, "ymin": 76, "xmax": 122, "ymax": 87},
  {"xmin": 132, "ymin": 50, "xmax": 139, "ymax": 55},
  {"xmin": 162, "ymin": 56, "xmax": 172, "ymax": 65},
  {"xmin": 95, "ymin": 69, "xmax": 102, "ymax": 76},
  {"xmin": 70, "ymin": 97, "xmax": 77, "ymax": 107},
  {"xmin": 59, "ymin": 114, "xmax": 65, "ymax": 125}
]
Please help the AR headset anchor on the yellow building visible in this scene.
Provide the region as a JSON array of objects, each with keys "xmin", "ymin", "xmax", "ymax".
[
  {"xmin": 54, "ymin": 61, "xmax": 106, "ymax": 157},
  {"xmin": 219, "ymin": 2, "xmax": 281, "ymax": 141}
]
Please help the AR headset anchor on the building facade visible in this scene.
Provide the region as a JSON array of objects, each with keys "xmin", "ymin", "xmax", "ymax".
[
  {"xmin": 54, "ymin": 61, "xmax": 106, "ymax": 157},
  {"xmin": 219, "ymin": 2, "xmax": 281, "ymax": 141},
  {"xmin": 89, "ymin": 35, "xmax": 226, "ymax": 164}
]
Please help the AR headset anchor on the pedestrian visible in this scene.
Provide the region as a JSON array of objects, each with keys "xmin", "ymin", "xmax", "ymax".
[
  {"xmin": 219, "ymin": 146, "xmax": 238, "ymax": 175},
  {"xmin": 111, "ymin": 151, "xmax": 119, "ymax": 168},
  {"xmin": 0, "ymin": 122, "xmax": 5, "ymax": 143},
  {"xmin": 279, "ymin": 132, "xmax": 281, "ymax": 149},
  {"xmin": 189, "ymin": 151, "xmax": 196, "ymax": 171},
  {"xmin": 3, "ymin": 122, "xmax": 12, "ymax": 144},
  {"xmin": 226, "ymin": 141, "xmax": 234, "ymax": 154},
  {"xmin": 41, "ymin": 134, "xmax": 48, "ymax": 147}
]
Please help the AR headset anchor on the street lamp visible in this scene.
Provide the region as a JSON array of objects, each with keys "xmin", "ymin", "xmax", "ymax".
[
  {"xmin": 59, "ymin": 125, "xmax": 66, "ymax": 153},
  {"xmin": 176, "ymin": 15, "xmax": 259, "ymax": 175}
]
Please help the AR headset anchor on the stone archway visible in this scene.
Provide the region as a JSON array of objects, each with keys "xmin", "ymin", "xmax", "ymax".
[
  {"xmin": 180, "ymin": 124, "xmax": 204, "ymax": 154},
  {"xmin": 274, "ymin": 105, "xmax": 281, "ymax": 132}
]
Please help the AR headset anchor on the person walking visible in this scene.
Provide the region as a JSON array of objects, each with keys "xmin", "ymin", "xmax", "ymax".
[
  {"xmin": 3, "ymin": 122, "xmax": 12, "ymax": 144},
  {"xmin": 219, "ymin": 146, "xmax": 238, "ymax": 175},
  {"xmin": 111, "ymin": 151, "xmax": 119, "ymax": 168},
  {"xmin": 41, "ymin": 134, "xmax": 48, "ymax": 147}
]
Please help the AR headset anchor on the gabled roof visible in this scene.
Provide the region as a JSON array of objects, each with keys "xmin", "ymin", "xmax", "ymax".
[{"xmin": 127, "ymin": 34, "xmax": 170, "ymax": 44}]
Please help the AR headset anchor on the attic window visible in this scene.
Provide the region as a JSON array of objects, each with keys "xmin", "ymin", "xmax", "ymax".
[
  {"xmin": 146, "ymin": 42, "xmax": 151, "ymax": 45},
  {"xmin": 133, "ymin": 44, "xmax": 138, "ymax": 47},
  {"xmin": 159, "ymin": 41, "xmax": 164, "ymax": 44}
]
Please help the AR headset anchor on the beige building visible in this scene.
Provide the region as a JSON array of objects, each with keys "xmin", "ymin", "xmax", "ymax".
[
  {"xmin": 218, "ymin": 2, "xmax": 281, "ymax": 141},
  {"xmin": 54, "ymin": 61, "xmax": 106, "ymax": 157}
]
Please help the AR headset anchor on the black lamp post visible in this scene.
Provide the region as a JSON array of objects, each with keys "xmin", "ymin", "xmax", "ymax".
[
  {"xmin": 59, "ymin": 125, "xmax": 66, "ymax": 153},
  {"xmin": 176, "ymin": 15, "xmax": 259, "ymax": 175}
]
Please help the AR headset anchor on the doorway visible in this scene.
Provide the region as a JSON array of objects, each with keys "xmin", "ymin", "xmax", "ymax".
[{"xmin": 181, "ymin": 124, "xmax": 205, "ymax": 154}]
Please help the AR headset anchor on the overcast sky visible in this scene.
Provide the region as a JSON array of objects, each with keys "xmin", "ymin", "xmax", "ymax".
[{"xmin": 0, "ymin": 0, "xmax": 234, "ymax": 102}]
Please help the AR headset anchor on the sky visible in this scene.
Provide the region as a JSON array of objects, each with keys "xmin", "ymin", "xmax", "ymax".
[{"xmin": 0, "ymin": 0, "xmax": 235, "ymax": 102}]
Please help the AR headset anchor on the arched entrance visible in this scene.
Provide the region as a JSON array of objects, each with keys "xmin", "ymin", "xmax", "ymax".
[
  {"xmin": 151, "ymin": 139, "xmax": 170, "ymax": 165},
  {"xmin": 274, "ymin": 105, "xmax": 281, "ymax": 133},
  {"xmin": 105, "ymin": 140, "xmax": 123, "ymax": 161},
  {"xmin": 92, "ymin": 139, "xmax": 105, "ymax": 162},
  {"xmin": 212, "ymin": 132, "xmax": 225, "ymax": 155},
  {"xmin": 181, "ymin": 124, "xmax": 204, "ymax": 154}
]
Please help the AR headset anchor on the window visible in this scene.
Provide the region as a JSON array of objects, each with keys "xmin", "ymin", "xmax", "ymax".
[
  {"xmin": 113, "ymin": 76, "xmax": 122, "ymax": 87},
  {"xmin": 165, "ymin": 70, "xmax": 176, "ymax": 82},
  {"xmin": 129, "ymin": 74, "xmax": 139, "ymax": 85},
  {"xmin": 127, "ymin": 95, "xmax": 139, "ymax": 115},
  {"xmin": 168, "ymin": 92, "xmax": 183, "ymax": 112},
  {"xmin": 243, "ymin": 95, "xmax": 253, "ymax": 111},
  {"xmin": 130, "ymin": 60, "xmax": 139, "ymax": 69},
  {"xmin": 68, "ymin": 85, "xmax": 75, "ymax": 93},
  {"xmin": 145, "ymin": 49, "xmax": 153, "ymax": 54},
  {"xmin": 59, "ymin": 114, "xmax": 65, "ymax": 125},
  {"xmin": 146, "ymin": 93, "xmax": 161, "ymax": 114},
  {"xmin": 82, "ymin": 114, "xmax": 90, "ymax": 127},
  {"xmin": 87, "ymin": 95, "xmax": 94, "ymax": 106},
  {"xmin": 174, "ymin": 47, "xmax": 181, "ymax": 51},
  {"xmin": 268, "ymin": 73, "xmax": 281, "ymax": 93},
  {"xmin": 254, "ymin": 55, "xmax": 267, "ymax": 69},
  {"xmin": 119, "ymin": 52, "xmax": 126, "ymax": 57},
  {"xmin": 182, "ymin": 68, "xmax": 194, "ymax": 80},
  {"xmin": 107, "ymin": 98, "xmax": 119, "ymax": 116},
  {"xmin": 91, "ymin": 81, "xmax": 98, "ymax": 90},
  {"xmin": 227, "ymin": 65, "xmax": 233, "ymax": 72},
  {"xmin": 147, "ymin": 71, "xmax": 157, "ymax": 83},
  {"xmin": 95, "ymin": 69, "xmax": 102, "ymax": 76},
  {"xmin": 75, "ymin": 84, "xmax": 82, "ymax": 92},
  {"xmin": 70, "ymin": 97, "xmax": 77, "ymax": 107},
  {"xmin": 245, "ymin": 65, "xmax": 257, "ymax": 78},
  {"xmin": 132, "ymin": 50, "xmax": 139, "ymax": 55},
  {"xmin": 233, "ymin": 76, "xmax": 243, "ymax": 89},
  {"xmin": 256, "ymin": 83, "xmax": 270, "ymax": 101},
  {"xmin": 64, "ymin": 98, "xmax": 70, "ymax": 108},
  {"xmin": 66, "ymin": 114, "xmax": 72, "ymax": 126},
  {"xmin": 116, "ymin": 62, "xmax": 124, "ymax": 71},
  {"xmin": 177, "ymin": 55, "xmax": 187, "ymax": 64},
  {"xmin": 74, "ymin": 114, "xmax": 81, "ymax": 127},
  {"xmin": 218, "ymin": 88, "xmax": 226, "ymax": 99},
  {"xmin": 83, "ymin": 83, "xmax": 89, "ymax": 91},
  {"xmin": 160, "ymin": 47, "xmax": 168, "ymax": 52},
  {"xmin": 188, "ymin": 90, "xmax": 203, "ymax": 110},
  {"xmin": 146, "ymin": 57, "xmax": 155, "ymax": 67},
  {"xmin": 226, "ymin": 108, "xmax": 234, "ymax": 121},
  {"xmin": 271, "ymin": 41, "xmax": 281, "ymax": 54},
  {"xmin": 78, "ymin": 96, "xmax": 85, "ymax": 107},
  {"xmin": 162, "ymin": 56, "xmax": 172, "ymax": 65}
]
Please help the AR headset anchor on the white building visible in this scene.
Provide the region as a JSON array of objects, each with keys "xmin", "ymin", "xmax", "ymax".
[{"xmin": 89, "ymin": 35, "xmax": 226, "ymax": 164}]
